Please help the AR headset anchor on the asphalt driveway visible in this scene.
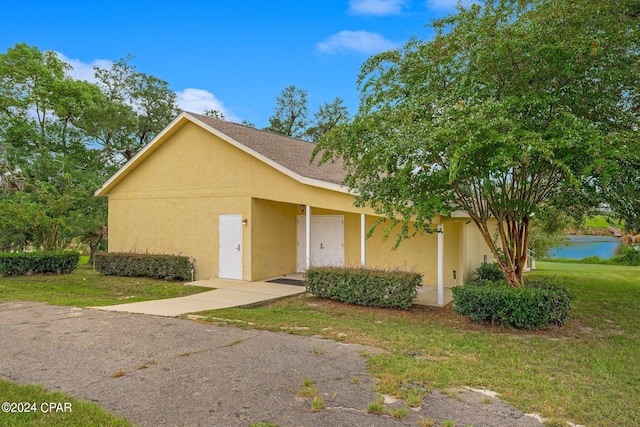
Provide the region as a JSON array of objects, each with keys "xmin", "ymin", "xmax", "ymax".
[{"xmin": 0, "ymin": 302, "xmax": 542, "ymax": 426}]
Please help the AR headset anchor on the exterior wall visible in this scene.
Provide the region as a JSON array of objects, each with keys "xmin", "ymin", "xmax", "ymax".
[
  {"xmin": 461, "ymin": 219, "xmax": 498, "ymax": 283},
  {"xmin": 364, "ymin": 217, "xmax": 441, "ymax": 285},
  {"xmin": 250, "ymin": 199, "xmax": 297, "ymax": 280},
  {"xmin": 107, "ymin": 123, "xmax": 253, "ymax": 280},
  {"xmin": 105, "ymin": 119, "xmax": 494, "ymax": 284}
]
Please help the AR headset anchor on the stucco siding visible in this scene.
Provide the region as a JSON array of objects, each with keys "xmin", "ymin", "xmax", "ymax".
[
  {"xmin": 250, "ymin": 199, "xmax": 297, "ymax": 280},
  {"xmin": 363, "ymin": 217, "xmax": 440, "ymax": 285},
  {"xmin": 461, "ymin": 220, "xmax": 498, "ymax": 283},
  {"xmin": 107, "ymin": 122, "xmax": 255, "ymax": 280}
]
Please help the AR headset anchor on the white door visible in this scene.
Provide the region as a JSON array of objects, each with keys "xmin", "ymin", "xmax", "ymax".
[
  {"xmin": 219, "ymin": 214, "xmax": 242, "ymax": 279},
  {"xmin": 297, "ymin": 215, "xmax": 344, "ymax": 272}
]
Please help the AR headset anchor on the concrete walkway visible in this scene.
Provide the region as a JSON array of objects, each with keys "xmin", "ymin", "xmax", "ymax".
[
  {"xmin": 95, "ymin": 274, "xmax": 454, "ymax": 317},
  {"xmin": 95, "ymin": 278, "xmax": 305, "ymax": 317}
]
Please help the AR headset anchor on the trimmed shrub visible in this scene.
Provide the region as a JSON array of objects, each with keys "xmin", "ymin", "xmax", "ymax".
[
  {"xmin": 0, "ymin": 251, "xmax": 80, "ymax": 276},
  {"xmin": 94, "ymin": 252, "xmax": 194, "ymax": 281},
  {"xmin": 452, "ymin": 277, "xmax": 574, "ymax": 329},
  {"xmin": 305, "ymin": 266, "xmax": 422, "ymax": 309},
  {"xmin": 474, "ymin": 262, "xmax": 505, "ymax": 281}
]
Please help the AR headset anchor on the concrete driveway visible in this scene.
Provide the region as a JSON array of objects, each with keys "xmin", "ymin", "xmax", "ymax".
[{"xmin": 0, "ymin": 302, "xmax": 542, "ymax": 427}]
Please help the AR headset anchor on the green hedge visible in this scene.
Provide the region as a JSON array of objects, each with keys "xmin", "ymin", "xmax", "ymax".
[
  {"xmin": 452, "ymin": 277, "xmax": 574, "ymax": 329},
  {"xmin": 0, "ymin": 251, "xmax": 80, "ymax": 276},
  {"xmin": 474, "ymin": 262, "xmax": 505, "ymax": 281},
  {"xmin": 305, "ymin": 267, "xmax": 422, "ymax": 309},
  {"xmin": 94, "ymin": 252, "xmax": 194, "ymax": 281}
]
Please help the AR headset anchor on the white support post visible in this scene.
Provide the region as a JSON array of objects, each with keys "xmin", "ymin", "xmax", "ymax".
[
  {"xmin": 360, "ymin": 213, "xmax": 366, "ymax": 268},
  {"xmin": 437, "ymin": 223, "xmax": 444, "ymax": 306},
  {"xmin": 305, "ymin": 205, "xmax": 311, "ymax": 270}
]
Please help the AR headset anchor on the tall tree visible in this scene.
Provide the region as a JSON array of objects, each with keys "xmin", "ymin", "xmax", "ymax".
[
  {"xmin": 80, "ymin": 56, "xmax": 179, "ymax": 163},
  {"xmin": 264, "ymin": 85, "xmax": 309, "ymax": 139},
  {"xmin": 0, "ymin": 44, "xmax": 112, "ymax": 251},
  {"xmin": 316, "ymin": 0, "xmax": 639, "ymax": 286},
  {"xmin": 0, "ymin": 44, "xmax": 180, "ymax": 255},
  {"xmin": 305, "ymin": 97, "xmax": 350, "ymax": 142}
]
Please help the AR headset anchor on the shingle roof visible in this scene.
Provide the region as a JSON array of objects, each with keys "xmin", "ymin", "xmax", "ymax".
[{"xmin": 188, "ymin": 112, "xmax": 347, "ymax": 185}]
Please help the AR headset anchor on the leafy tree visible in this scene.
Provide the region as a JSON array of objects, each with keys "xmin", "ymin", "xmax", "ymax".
[
  {"xmin": 203, "ymin": 109, "xmax": 225, "ymax": 120},
  {"xmin": 264, "ymin": 85, "xmax": 309, "ymax": 138},
  {"xmin": 305, "ymin": 97, "xmax": 350, "ymax": 142},
  {"xmin": 81, "ymin": 56, "xmax": 179, "ymax": 163},
  {"xmin": 0, "ymin": 44, "xmax": 178, "ymax": 255},
  {"xmin": 315, "ymin": 0, "xmax": 639, "ymax": 286}
]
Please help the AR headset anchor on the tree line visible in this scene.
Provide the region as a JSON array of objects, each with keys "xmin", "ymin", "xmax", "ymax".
[{"xmin": 0, "ymin": 43, "xmax": 348, "ymax": 256}]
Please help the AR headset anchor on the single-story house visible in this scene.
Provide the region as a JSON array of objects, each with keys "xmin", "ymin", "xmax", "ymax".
[{"xmin": 95, "ymin": 112, "xmax": 495, "ymax": 304}]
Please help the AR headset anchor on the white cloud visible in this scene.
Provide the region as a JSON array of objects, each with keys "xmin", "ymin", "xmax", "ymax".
[
  {"xmin": 54, "ymin": 53, "xmax": 241, "ymax": 123},
  {"xmin": 175, "ymin": 88, "xmax": 241, "ymax": 122},
  {"xmin": 317, "ymin": 30, "xmax": 399, "ymax": 56},
  {"xmin": 349, "ymin": 0, "xmax": 408, "ymax": 16},
  {"xmin": 55, "ymin": 52, "xmax": 112, "ymax": 83}
]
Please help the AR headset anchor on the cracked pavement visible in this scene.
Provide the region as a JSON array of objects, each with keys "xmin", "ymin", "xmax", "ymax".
[{"xmin": 0, "ymin": 302, "xmax": 542, "ymax": 426}]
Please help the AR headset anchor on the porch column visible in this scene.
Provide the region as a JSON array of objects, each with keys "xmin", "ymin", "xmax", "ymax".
[
  {"xmin": 360, "ymin": 213, "xmax": 366, "ymax": 268},
  {"xmin": 305, "ymin": 205, "xmax": 311, "ymax": 270},
  {"xmin": 437, "ymin": 223, "xmax": 444, "ymax": 306}
]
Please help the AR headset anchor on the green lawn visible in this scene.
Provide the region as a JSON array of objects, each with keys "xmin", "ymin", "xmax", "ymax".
[
  {"xmin": 2, "ymin": 262, "xmax": 638, "ymax": 426},
  {"xmin": 0, "ymin": 264, "xmax": 210, "ymax": 306},
  {"xmin": 192, "ymin": 262, "xmax": 640, "ymax": 427},
  {"xmin": 584, "ymin": 215, "xmax": 622, "ymax": 230},
  {"xmin": 0, "ymin": 379, "xmax": 131, "ymax": 427}
]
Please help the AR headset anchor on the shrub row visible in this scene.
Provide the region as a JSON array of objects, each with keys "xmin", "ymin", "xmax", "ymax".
[
  {"xmin": 94, "ymin": 252, "xmax": 194, "ymax": 281},
  {"xmin": 0, "ymin": 251, "xmax": 80, "ymax": 276},
  {"xmin": 305, "ymin": 266, "xmax": 422, "ymax": 309},
  {"xmin": 452, "ymin": 277, "xmax": 574, "ymax": 329}
]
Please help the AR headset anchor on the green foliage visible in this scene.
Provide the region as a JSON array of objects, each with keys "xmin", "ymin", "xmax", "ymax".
[
  {"xmin": 0, "ymin": 43, "xmax": 177, "ymax": 253},
  {"xmin": 452, "ymin": 277, "xmax": 574, "ymax": 329},
  {"xmin": 304, "ymin": 97, "xmax": 350, "ymax": 142},
  {"xmin": 315, "ymin": 0, "xmax": 640, "ymax": 286},
  {"xmin": 94, "ymin": 252, "xmax": 194, "ymax": 281},
  {"xmin": 474, "ymin": 262, "xmax": 505, "ymax": 282},
  {"xmin": 613, "ymin": 244, "xmax": 640, "ymax": 266},
  {"xmin": 264, "ymin": 85, "xmax": 309, "ymax": 139},
  {"xmin": 305, "ymin": 266, "xmax": 422, "ymax": 309},
  {"xmin": 0, "ymin": 251, "xmax": 79, "ymax": 276}
]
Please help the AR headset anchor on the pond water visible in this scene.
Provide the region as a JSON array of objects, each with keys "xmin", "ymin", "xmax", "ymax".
[{"xmin": 549, "ymin": 235, "xmax": 621, "ymax": 259}]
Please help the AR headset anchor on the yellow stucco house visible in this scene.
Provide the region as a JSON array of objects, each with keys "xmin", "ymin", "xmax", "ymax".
[{"xmin": 95, "ymin": 112, "xmax": 494, "ymax": 305}]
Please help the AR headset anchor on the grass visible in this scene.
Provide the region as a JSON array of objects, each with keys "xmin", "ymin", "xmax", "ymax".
[
  {"xmin": 0, "ymin": 264, "xmax": 210, "ymax": 307},
  {"xmin": 583, "ymin": 215, "xmax": 621, "ymax": 230},
  {"xmin": 365, "ymin": 400, "xmax": 386, "ymax": 415},
  {"xmin": 192, "ymin": 262, "xmax": 640, "ymax": 426},
  {"xmin": 310, "ymin": 396, "xmax": 325, "ymax": 412},
  {"xmin": 0, "ymin": 378, "xmax": 131, "ymax": 426}
]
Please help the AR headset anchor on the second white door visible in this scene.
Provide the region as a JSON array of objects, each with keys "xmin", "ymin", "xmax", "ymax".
[{"xmin": 297, "ymin": 215, "xmax": 344, "ymax": 272}]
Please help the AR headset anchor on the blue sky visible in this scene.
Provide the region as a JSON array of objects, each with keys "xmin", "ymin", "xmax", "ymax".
[{"xmin": 1, "ymin": 0, "xmax": 459, "ymax": 128}]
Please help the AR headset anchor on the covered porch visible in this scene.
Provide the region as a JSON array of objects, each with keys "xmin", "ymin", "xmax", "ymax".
[{"xmin": 251, "ymin": 197, "xmax": 465, "ymax": 307}]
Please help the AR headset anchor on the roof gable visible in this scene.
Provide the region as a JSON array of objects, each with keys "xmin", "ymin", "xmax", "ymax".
[{"xmin": 95, "ymin": 112, "xmax": 348, "ymax": 197}]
